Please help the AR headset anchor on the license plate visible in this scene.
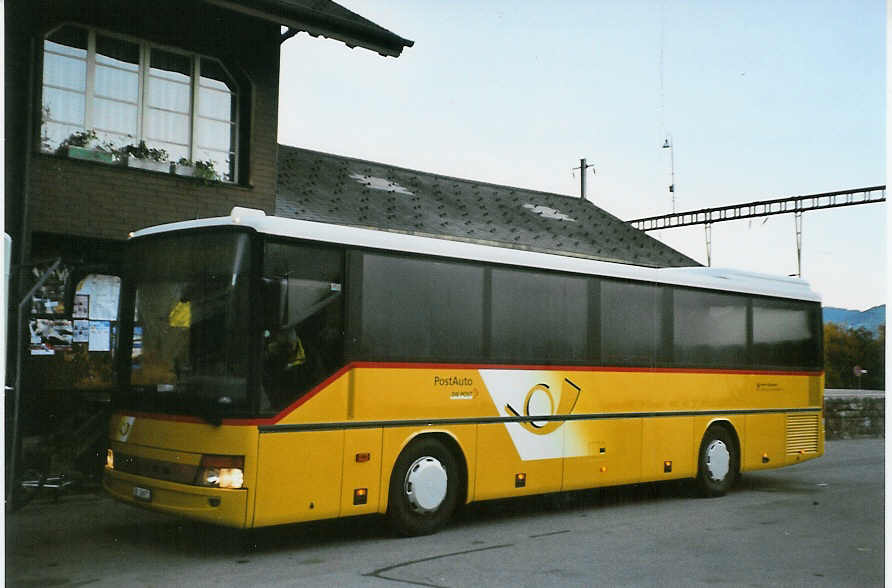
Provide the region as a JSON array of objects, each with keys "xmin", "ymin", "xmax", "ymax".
[{"xmin": 132, "ymin": 486, "xmax": 152, "ymax": 502}]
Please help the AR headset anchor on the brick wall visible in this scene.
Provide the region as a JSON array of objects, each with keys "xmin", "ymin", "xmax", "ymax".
[
  {"xmin": 25, "ymin": 0, "xmax": 281, "ymax": 242},
  {"xmin": 30, "ymin": 155, "xmax": 272, "ymax": 240}
]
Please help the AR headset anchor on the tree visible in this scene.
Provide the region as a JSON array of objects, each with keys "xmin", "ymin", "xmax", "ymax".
[{"xmin": 823, "ymin": 322, "xmax": 885, "ymax": 389}]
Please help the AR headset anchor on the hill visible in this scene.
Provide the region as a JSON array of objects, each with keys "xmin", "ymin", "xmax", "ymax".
[{"xmin": 823, "ymin": 305, "xmax": 885, "ymax": 334}]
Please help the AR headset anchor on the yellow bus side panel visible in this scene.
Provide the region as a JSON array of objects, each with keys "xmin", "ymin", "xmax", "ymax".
[
  {"xmin": 253, "ymin": 430, "xmax": 345, "ymax": 527},
  {"xmin": 743, "ymin": 413, "xmax": 785, "ymax": 471},
  {"xmin": 474, "ymin": 423, "xmax": 563, "ymax": 500},
  {"xmin": 351, "ymin": 368, "xmax": 499, "ymax": 421},
  {"xmin": 641, "ymin": 416, "xmax": 694, "ymax": 481},
  {"xmin": 274, "ymin": 373, "xmax": 350, "ymax": 425},
  {"xmin": 573, "ymin": 372, "xmax": 656, "ymax": 413},
  {"xmin": 452, "ymin": 425, "xmax": 478, "ymax": 504},
  {"xmin": 378, "ymin": 425, "xmax": 477, "ymax": 514},
  {"xmin": 563, "ymin": 418, "xmax": 643, "ymax": 490},
  {"xmin": 339, "ymin": 428, "xmax": 383, "ymax": 517}
]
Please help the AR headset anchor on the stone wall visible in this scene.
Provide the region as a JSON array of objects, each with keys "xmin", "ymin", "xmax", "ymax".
[{"xmin": 824, "ymin": 393, "xmax": 885, "ymax": 439}]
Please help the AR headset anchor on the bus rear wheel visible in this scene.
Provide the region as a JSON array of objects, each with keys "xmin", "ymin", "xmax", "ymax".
[
  {"xmin": 696, "ymin": 425, "xmax": 738, "ymax": 497},
  {"xmin": 387, "ymin": 437, "xmax": 459, "ymax": 536}
]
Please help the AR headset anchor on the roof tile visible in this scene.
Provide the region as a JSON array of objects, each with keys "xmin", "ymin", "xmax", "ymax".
[{"xmin": 276, "ymin": 145, "xmax": 699, "ymax": 268}]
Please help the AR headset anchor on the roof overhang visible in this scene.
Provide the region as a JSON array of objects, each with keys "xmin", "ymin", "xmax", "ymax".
[{"xmin": 206, "ymin": 0, "xmax": 413, "ymax": 57}]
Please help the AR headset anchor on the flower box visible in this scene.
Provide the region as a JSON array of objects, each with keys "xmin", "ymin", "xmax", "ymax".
[
  {"xmin": 173, "ymin": 164, "xmax": 219, "ymax": 181},
  {"xmin": 173, "ymin": 164, "xmax": 197, "ymax": 178},
  {"xmin": 64, "ymin": 145, "xmax": 115, "ymax": 164},
  {"xmin": 125, "ymin": 156, "xmax": 172, "ymax": 174}
]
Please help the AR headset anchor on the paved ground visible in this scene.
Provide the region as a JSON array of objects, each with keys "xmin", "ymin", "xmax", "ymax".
[{"xmin": 5, "ymin": 439, "xmax": 885, "ymax": 587}]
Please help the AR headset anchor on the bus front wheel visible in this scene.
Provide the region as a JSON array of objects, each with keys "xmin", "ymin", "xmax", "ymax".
[
  {"xmin": 696, "ymin": 425, "xmax": 738, "ymax": 497},
  {"xmin": 387, "ymin": 437, "xmax": 459, "ymax": 536}
]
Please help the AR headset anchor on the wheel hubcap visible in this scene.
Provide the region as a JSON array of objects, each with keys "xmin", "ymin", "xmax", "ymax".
[
  {"xmin": 404, "ymin": 456, "xmax": 448, "ymax": 513},
  {"xmin": 705, "ymin": 440, "xmax": 730, "ymax": 482}
]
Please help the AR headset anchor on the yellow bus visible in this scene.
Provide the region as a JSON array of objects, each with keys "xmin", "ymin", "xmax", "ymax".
[{"xmin": 104, "ymin": 207, "xmax": 824, "ymax": 535}]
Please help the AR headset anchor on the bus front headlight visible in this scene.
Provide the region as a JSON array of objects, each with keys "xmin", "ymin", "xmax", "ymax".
[{"xmin": 196, "ymin": 455, "xmax": 245, "ymax": 489}]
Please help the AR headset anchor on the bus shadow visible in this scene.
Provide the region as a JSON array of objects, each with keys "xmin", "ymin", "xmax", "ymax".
[
  {"xmin": 735, "ymin": 472, "xmax": 822, "ymax": 495},
  {"xmin": 103, "ymin": 479, "xmax": 698, "ymax": 556},
  {"xmin": 101, "ymin": 511, "xmax": 393, "ymax": 557},
  {"xmin": 453, "ymin": 479, "xmax": 697, "ymax": 529},
  {"xmin": 102, "ymin": 474, "xmax": 813, "ymax": 557}
]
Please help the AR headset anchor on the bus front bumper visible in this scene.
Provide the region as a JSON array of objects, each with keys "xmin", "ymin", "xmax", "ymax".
[{"xmin": 103, "ymin": 468, "xmax": 249, "ymax": 528}]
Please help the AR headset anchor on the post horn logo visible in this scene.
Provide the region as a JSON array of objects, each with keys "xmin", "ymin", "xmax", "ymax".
[
  {"xmin": 505, "ymin": 378, "xmax": 581, "ymax": 435},
  {"xmin": 117, "ymin": 416, "xmax": 135, "ymax": 441}
]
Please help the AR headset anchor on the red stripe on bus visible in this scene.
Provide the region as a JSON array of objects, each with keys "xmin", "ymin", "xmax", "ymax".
[{"xmin": 116, "ymin": 362, "xmax": 823, "ymax": 427}]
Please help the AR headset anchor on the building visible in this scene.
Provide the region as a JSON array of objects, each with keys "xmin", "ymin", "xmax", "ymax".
[
  {"xmin": 4, "ymin": 0, "xmax": 698, "ymax": 483},
  {"xmin": 4, "ymin": 0, "xmax": 412, "ymax": 478}
]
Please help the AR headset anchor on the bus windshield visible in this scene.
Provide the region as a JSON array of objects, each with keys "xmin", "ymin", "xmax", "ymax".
[{"xmin": 120, "ymin": 231, "xmax": 252, "ymax": 421}]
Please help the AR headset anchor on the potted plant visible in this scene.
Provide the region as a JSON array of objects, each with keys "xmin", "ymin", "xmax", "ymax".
[
  {"xmin": 174, "ymin": 158, "xmax": 220, "ymax": 181},
  {"xmin": 55, "ymin": 129, "xmax": 115, "ymax": 164},
  {"xmin": 116, "ymin": 141, "xmax": 171, "ymax": 173}
]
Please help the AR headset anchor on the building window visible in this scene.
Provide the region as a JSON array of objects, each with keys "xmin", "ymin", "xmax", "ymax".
[{"xmin": 41, "ymin": 25, "xmax": 239, "ymax": 182}]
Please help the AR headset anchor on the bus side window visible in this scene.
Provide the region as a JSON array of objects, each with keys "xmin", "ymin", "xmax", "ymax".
[{"xmin": 261, "ymin": 242, "xmax": 344, "ymax": 413}]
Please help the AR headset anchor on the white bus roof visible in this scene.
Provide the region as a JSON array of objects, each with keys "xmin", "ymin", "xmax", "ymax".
[{"xmin": 130, "ymin": 207, "xmax": 821, "ymax": 303}]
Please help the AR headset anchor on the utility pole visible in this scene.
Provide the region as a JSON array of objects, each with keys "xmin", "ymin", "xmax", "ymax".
[
  {"xmin": 573, "ymin": 158, "xmax": 595, "ymax": 200},
  {"xmin": 662, "ymin": 136, "xmax": 675, "ymax": 212},
  {"xmin": 794, "ymin": 211, "xmax": 803, "ymax": 278},
  {"xmin": 705, "ymin": 223, "xmax": 712, "ymax": 267}
]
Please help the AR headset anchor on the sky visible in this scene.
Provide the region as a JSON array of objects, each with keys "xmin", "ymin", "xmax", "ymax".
[{"xmin": 278, "ymin": 1, "xmax": 885, "ymax": 310}]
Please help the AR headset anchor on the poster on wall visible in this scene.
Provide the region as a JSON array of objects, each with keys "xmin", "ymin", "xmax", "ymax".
[
  {"xmin": 88, "ymin": 320, "xmax": 112, "ymax": 352},
  {"xmin": 76, "ymin": 274, "xmax": 120, "ymax": 321},
  {"xmin": 73, "ymin": 320, "xmax": 90, "ymax": 343},
  {"xmin": 30, "ymin": 264, "xmax": 70, "ymax": 315},
  {"xmin": 29, "ymin": 318, "xmax": 74, "ymax": 354},
  {"xmin": 132, "ymin": 326, "xmax": 143, "ymax": 358},
  {"xmin": 73, "ymin": 294, "xmax": 89, "ymax": 319}
]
